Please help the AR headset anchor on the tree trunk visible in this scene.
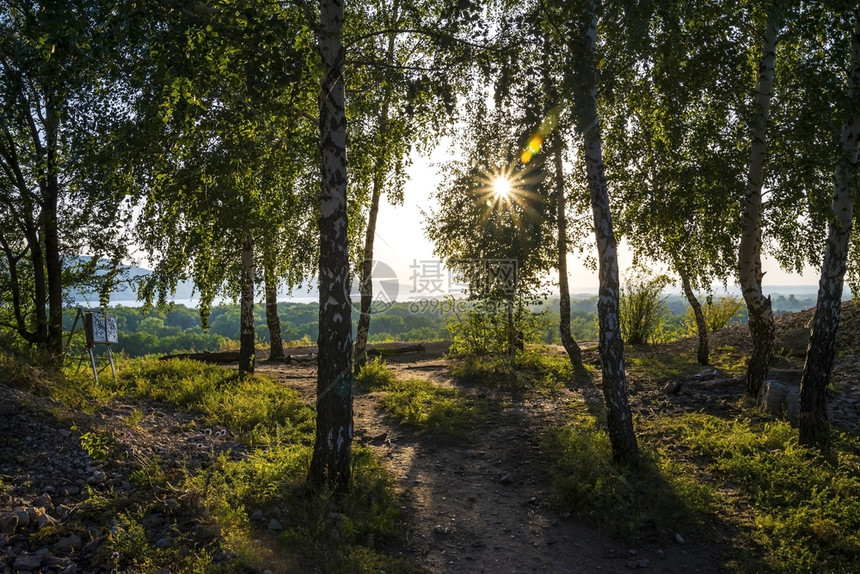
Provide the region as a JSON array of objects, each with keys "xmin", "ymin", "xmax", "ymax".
[
  {"xmin": 739, "ymin": 10, "xmax": 779, "ymax": 399},
  {"xmin": 677, "ymin": 262, "xmax": 708, "ymax": 365},
  {"xmin": 239, "ymin": 232, "xmax": 256, "ymax": 376},
  {"xmin": 574, "ymin": 1, "xmax": 638, "ymax": 464},
  {"xmin": 354, "ymin": 15, "xmax": 397, "ymax": 373},
  {"xmin": 354, "ymin": 104, "xmax": 387, "ymax": 371},
  {"xmin": 264, "ymin": 265, "xmax": 285, "ymax": 360},
  {"xmin": 555, "ymin": 138, "xmax": 583, "ymax": 366},
  {"xmin": 799, "ymin": 9, "xmax": 860, "ymax": 449},
  {"xmin": 308, "ymin": 0, "xmax": 353, "ymax": 492},
  {"xmin": 43, "ymin": 95, "xmax": 63, "ymax": 362}
]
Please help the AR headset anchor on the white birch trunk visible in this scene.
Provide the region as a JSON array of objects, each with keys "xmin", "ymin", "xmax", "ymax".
[
  {"xmin": 739, "ymin": 11, "xmax": 779, "ymax": 399},
  {"xmin": 799, "ymin": 9, "xmax": 860, "ymax": 448},
  {"xmin": 238, "ymin": 233, "xmax": 255, "ymax": 376},
  {"xmin": 576, "ymin": 1, "xmax": 638, "ymax": 463},
  {"xmin": 308, "ymin": 0, "xmax": 353, "ymax": 491}
]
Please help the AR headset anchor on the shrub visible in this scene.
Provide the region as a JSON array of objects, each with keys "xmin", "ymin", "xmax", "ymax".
[
  {"xmin": 354, "ymin": 357, "xmax": 397, "ymax": 392},
  {"xmin": 619, "ymin": 272, "xmax": 671, "ymax": 344}
]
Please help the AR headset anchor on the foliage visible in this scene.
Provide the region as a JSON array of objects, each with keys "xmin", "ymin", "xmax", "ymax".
[
  {"xmin": 547, "ymin": 407, "xmax": 860, "ymax": 573},
  {"xmin": 684, "ymin": 296, "xmax": 745, "ymax": 336},
  {"xmin": 619, "ymin": 272, "xmax": 671, "ymax": 345},
  {"xmin": 446, "ymin": 300, "xmax": 549, "ymax": 356},
  {"xmin": 354, "ymin": 357, "xmax": 397, "ymax": 392},
  {"xmin": 69, "ymin": 354, "xmax": 408, "ymax": 572},
  {"xmin": 545, "ymin": 408, "xmax": 714, "ymax": 540},
  {"xmin": 115, "ymin": 358, "xmax": 314, "ymax": 444},
  {"xmin": 77, "ymin": 429, "xmax": 118, "ymax": 462}
]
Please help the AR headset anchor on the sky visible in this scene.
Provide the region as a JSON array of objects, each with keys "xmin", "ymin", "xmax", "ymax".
[{"xmin": 372, "ymin": 145, "xmax": 823, "ymax": 304}]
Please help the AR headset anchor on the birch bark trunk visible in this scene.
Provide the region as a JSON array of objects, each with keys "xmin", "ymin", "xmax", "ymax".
[
  {"xmin": 354, "ymin": 102, "xmax": 389, "ymax": 372},
  {"xmin": 799, "ymin": 9, "xmax": 860, "ymax": 448},
  {"xmin": 308, "ymin": 0, "xmax": 353, "ymax": 491},
  {"xmin": 677, "ymin": 263, "xmax": 709, "ymax": 365},
  {"xmin": 239, "ymin": 233, "xmax": 255, "ymax": 376},
  {"xmin": 739, "ymin": 11, "xmax": 779, "ymax": 399},
  {"xmin": 555, "ymin": 139, "xmax": 583, "ymax": 367},
  {"xmin": 264, "ymin": 265, "xmax": 284, "ymax": 361},
  {"xmin": 575, "ymin": 1, "xmax": 638, "ymax": 463}
]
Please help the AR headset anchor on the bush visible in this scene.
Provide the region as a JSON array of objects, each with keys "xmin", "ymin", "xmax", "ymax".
[
  {"xmin": 354, "ymin": 357, "xmax": 397, "ymax": 392},
  {"xmin": 619, "ymin": 272, "xmax": 671, "ymax": 344},
  {"xmin": 447, "ymin": 298, "xmax": 547, "ymax": 356},
  {"xmin": 684, "ymin": 296, "xmax": 745, "ymax": 335}
]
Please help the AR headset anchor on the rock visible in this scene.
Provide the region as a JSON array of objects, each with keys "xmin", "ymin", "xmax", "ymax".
[
  {"xmin": 54, "ymin": 534, "xmax": 83, "ymax": 551},
  {"xmin": 267, "ymin": 519, "xmax": 283, "ymax": 531},
  {"xmin": 626, "ymin": 560, "xmax": 639, "ymax": 569},
  {"xmin": 661, "ymin": 381, "xmax": 682, "ymax": 395},
  {"xmin": 12, "ymin": 553, "xmax": 43, "ymax": 571},
  {"xmin": 758, "ymin": 380, "xmax": 799, "ymax": 420},
  {"xmin": 155, "ymin": 536, "xmax": 173, "ymax": 548},
  {"xmin": 32, "ymin": 494, "xmax": 52, "ymax": 509},
  {"xmin": 499, "ymin": 473, "xmax": 514, "ymax": 484},
  {"xmin": 13, "ymin": 508, "xmax": 30, "ymax": 528},
  {"xmin": 60, "ymin": 485, "xmax": 80, "ymax": 497},
  {"xmin": 60, "ymin": 565, "xmax": 78, "ymax": 574},
  {"xmin": 638, "ymin": 559, "xmax": 650, "ymax": 568},
  {"xmin": 0, "ymin": 514, "xmax": 18, "ymax": 535},
  {"xmin": 87, "ymin": 470, "xmax": 107, "ymax": 485},
  {"xmin": 250, "ymin": 509, "xmax": 264, "ymax": 522},
  {"xmin": 674, "ymin": 533, "xmax": 685, "ymax": 544},
  {"xmin": 37, "ymin": 513, "xmax": 57, "ymax": 529}
]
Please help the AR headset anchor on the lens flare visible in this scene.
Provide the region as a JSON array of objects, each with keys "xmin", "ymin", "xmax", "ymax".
[{"xmin": 493, "ymin": 176, "xmax": 512, "ymax": 199}]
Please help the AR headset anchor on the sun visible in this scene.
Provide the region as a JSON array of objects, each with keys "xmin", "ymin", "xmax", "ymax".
[{"xmin": 492, "ymin": 176, "xmax": 512, "ymax": 200}]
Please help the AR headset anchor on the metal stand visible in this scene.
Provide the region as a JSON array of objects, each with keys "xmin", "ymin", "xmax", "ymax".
[{"xmin": 67, "ymin": 308, "xmax": 118, "ymax": 385}]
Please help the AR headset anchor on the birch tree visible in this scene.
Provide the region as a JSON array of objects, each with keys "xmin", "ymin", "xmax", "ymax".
[
  {"xmin": 0, "ymin": 0, "xmax": 134, "ymax": 359},
  {"xmin": 558, "ymin": 0, "xmax": 638, "ymax": 462},
  {"xmin": 738, "ymin": 6, "xmax": 781, "ymax": 398},
  {"xmin": 603, "ymin": 1, "xmax": 747, "ymax": 366},
  {"xmin": 799, "ymin": 7, "xmax": 860, "ymax": 448},
  {"xmin": 308, "ymin": 0, "xmax": 354, "ymax": 491}
]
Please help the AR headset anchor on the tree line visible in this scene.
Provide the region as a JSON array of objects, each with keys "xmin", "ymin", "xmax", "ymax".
[{"xmin": 1, "ymin": 0, "xmax": 858, "ymax": 488}]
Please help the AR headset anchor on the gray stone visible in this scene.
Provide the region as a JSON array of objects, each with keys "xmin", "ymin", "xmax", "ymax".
[
  {"xmin": 54, "ymin": 534, "xmax": 83, "ymax": 551},
  {"xmin": 12, "ymin": 553, "xmax": 43, "ymax": 571},
  {"xmin": 759, "ymin": 380, "xmax": 800, "ymax": 420},
  {"xmin": 37, "ymin": 513, "xmax": 57, "ymax": 529},
  {"xmin": 267, "ymin": 519, "xmax": 283, "ymax": 531},
  {"xmin": 0, "ymin": 514, "xmax": 18, "ymax": 535},
  {"xmin": 674, "ymin": 532, "xmax": 685, "ymax": 544},
  {"xmin": 155, "ymin": 536, "xmax": 173, "ymax": 548},
  {"xmin": 250, "ymin": 509, "xmax": 264, "ymax": 522},
  {"xmin": 12, "ymin": 508, "xmax": 30, "ymax": 528}
]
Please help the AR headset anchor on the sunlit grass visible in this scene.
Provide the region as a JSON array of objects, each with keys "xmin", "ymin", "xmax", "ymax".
[{"xmin": 546, "ymin": 406, "xmax": 860, "ymax": 573}]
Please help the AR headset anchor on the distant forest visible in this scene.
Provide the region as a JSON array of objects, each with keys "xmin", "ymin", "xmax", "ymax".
[{"xmin": 65, "ymin": 293, "xmax": 817, "ymax": 358}]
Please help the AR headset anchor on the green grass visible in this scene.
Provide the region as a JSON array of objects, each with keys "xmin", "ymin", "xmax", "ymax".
[
  {"xmin": 380, "ymin": 378, "xmax": 487, "ymax": 436},
  {"xmin": 546, "ymin": 406, "xmax": 860, "ymax": 573},
  {"xmin": 114, "ymin": 358, "xmax": 314, "ymax": 445},
  {"xmin": 357, "ymin": 357, "xmax": 486, "ymax": 437},
  {"xmin": 450, "ymin": 348, "xmax": 573, "ymax": 395},
  {"xmin": 2, "ymin": 353, "xmax": 411, "ymax": 574}
]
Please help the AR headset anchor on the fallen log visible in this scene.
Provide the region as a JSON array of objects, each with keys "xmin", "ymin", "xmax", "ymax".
[{"xmin": 366, "ymin": 343, "xmax": 426, "ymax": 357}]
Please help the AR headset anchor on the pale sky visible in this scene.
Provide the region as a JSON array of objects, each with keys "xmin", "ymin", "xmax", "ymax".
[{"xmin": 373, "ymin": 146, "xmax": 822, "ymax": 302}]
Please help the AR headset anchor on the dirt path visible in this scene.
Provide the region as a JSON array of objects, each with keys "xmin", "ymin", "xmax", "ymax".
[{"xmin": 257, "ymin": 345, "xmax": 727, "ymax": 573}]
